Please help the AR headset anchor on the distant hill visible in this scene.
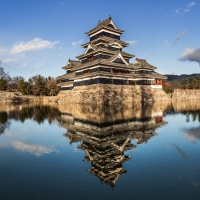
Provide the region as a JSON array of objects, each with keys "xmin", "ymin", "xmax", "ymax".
[{"xmin": 165, "ymin": 74, "xmax": 200, "ymax": 84}]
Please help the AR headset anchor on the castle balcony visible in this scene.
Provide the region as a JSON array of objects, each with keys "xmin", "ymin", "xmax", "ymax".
[
  {"xmin": 136, "ymin": 74, "xmax": 155, "ymax": 79},
  {"xmin": 75, "ymin": 70, "xmax": 133, "ymax": 79}
]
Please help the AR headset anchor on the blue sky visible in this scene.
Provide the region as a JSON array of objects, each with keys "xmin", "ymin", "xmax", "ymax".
[{"xmin": 0, "ymin": 0, "xmax": 200, "ymax": 80}]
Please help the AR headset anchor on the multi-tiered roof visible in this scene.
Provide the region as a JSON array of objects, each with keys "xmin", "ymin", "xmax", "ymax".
[{"xmin": 57, "ymin": 16, "xmax": 166, "ymax": 90}]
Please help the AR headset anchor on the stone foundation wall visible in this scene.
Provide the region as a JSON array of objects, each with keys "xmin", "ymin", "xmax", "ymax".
[
  {"xmin": 2, "ymin": 87, "xmax": 200, "ymax": 104},
  {"xmin": 54, "ymin": 84, "xmax": 170, "ymax": 104},
  {"xmin": 172, "ymin": 89, "xmax": 200, "ymax": 101}
]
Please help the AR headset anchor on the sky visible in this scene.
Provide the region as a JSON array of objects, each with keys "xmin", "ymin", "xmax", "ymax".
[{"xmin": 0, "ymin": 0, "xmax": 200, "ymax": 80}]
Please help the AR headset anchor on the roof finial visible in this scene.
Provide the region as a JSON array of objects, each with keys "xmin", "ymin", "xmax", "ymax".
[{"xmin": 109, "ymin": 14, "xmax": 112, "ymax": 19}]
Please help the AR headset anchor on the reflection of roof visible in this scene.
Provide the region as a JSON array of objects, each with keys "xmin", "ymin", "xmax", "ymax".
[{"xmin": 61, "ymin": 110, "xmax": 168, "ymax": 187}]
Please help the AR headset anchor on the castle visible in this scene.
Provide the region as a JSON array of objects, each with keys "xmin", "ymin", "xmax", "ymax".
[{"xmin": 56, "ymin": 16, "xmax": 166, "ymax": 90}]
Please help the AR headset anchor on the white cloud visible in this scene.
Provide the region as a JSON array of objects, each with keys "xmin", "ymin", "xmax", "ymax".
[
  {"xmin": 165, "ymin": 30, "xmax": 186, "ymax": 47},
  {"xmin": 0, "ymin": 47, "xmax": 7, "ymax": 53},
  {"xmin": 2, "ymin": 58, "xmax": 16, "ymax": 63},
  {"xmin": 19, "ymin": 63, "xmax": 27, "ymax": 68},
  {"xmin": 186, "ymin": 2, "xmax": 196, "ymax": 10},
  {"xmin": 173, "ymin": 30, "xmax": 186, "ymax": 45},
  {"xmin": 174, "ymin": 2, "xmax": 196, "ymax": 15},
  {"xmin": 12, "ymin": 141, "xmax": 56, "ymax": 156},
  {"xmin": 72, "ymin": 39, "xmax": 83, "ymax": 47},
  {"xmin": 179, "ymin": 46, "xmax": 200, "ymax": 64},
  {"xmin": 10, "ymin": 38, "xmax": 59, "ymax": 54},
  {"xmin": 125, "ymin": 40, "xmax": 138, "ymax": 46},
  {"xmin": 34, "ymin": 61, "xmax": 46, "ymax": 68}
]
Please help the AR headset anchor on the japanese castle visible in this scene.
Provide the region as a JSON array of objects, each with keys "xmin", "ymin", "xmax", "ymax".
[{"xmin": 57, "ymin": 16, "xmax": 166, "ymax": 90}]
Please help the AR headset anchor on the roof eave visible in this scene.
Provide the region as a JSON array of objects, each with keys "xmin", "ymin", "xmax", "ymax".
[{"xmin": 86, "ymin": 26, "xmax": 124, "ymax": 36}]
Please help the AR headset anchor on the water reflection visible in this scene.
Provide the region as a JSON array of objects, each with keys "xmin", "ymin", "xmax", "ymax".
[
  {"xmin": 12, "ymin": 141, "xmax": 56, "ymax": 156},
  {"xmin": 0, "ymin": 111, "xmax": 10, "ymax": 134},
  {"xmin": 58, "ymin": 102, "xmax": 168, "ymax": 187},
  {"xmin": 182, "ymin": 126, "xmax": 200, "ymax": 143},
  {"xmin": 1, "ymin": 101, "xmax": 200, "ymax": 191},
  {"xmin": 0, "ymin": 103, "xmax": 61, "ymax": 135}
]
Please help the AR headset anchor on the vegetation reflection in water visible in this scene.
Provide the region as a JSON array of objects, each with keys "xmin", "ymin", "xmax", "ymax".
[{"xmin": 0, "ymin": 101, "xmax": 200, "ymax": 199}]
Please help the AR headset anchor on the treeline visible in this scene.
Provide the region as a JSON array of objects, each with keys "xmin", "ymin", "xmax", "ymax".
[
  {"xmin": 163, "ymin": 76, "xmax": 200, "ymax": 93},
  {"xmin": 0, "ymin": 67, "xmax": 59, "ymax": 96},
  {"xmin": 181, "ymin": 77, "xmax": 200, "ymax": 89}
]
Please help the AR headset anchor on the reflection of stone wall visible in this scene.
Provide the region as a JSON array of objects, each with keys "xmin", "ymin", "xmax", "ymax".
[
  {"xmin": 173, "ymin": 89, "xmax": 200, "ymax": 101},
  {"xmin": 172, "ymin": 101, "xmax": 200, "ymax": 112},
  {"xmin": 57, "ymin": 101, "xmax": 171, "ymax": 124}
]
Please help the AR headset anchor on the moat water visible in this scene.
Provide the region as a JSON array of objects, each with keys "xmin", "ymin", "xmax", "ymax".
[{"xmin": 0, "ymin": 102, "xmax": 200, "ymax": 200}]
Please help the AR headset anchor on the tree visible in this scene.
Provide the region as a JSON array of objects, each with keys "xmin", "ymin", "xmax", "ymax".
[
  {"xmin": 182, "ymin": 78, "xmax": 190, "ymax": 89},
  {"xmin": 197, "ymin": 76, "xmax": 200, "ymax": 89},
  {"xmin": 7, "ymin": 76, "xmax": 24, "ymax": 91},
  {"xmin": 0, "ymin": 78, "xmax": 7, "ymax": 90},
  {"xmin": 34, "ymin": 75, "xmax": 46, "ymax": 95},
  {"xmin": 190, "ymin": 77, "xmax": 197, "ymax": 89},
  {"xmin": 18, "ymin": 79, "xmax": 31, "ymax": 95},
  {"xmin": 45, "ymin": 77, "xmax": 59, "ymax": 96},
  {"xmin": 0, "ymin": 67, "xmax": 10, "ymax": 91}
]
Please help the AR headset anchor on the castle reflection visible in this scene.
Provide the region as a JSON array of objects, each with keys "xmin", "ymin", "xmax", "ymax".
[{"xmin": 58, "ymin": 102, "xmax": 169, "ymax": 187}]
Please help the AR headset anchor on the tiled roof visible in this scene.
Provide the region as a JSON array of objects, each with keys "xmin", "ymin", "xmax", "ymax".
[
  {"xmin": 62, "ymin": 59, "xmax": 81, "ymax": 69},
  {"xmin": 85, "ymin": 16, "xmax": 124, "ymax": 36},
  {"xmin": 81, "ymin": 36, "xmax": 129, "ymax": 47},
  {"xmin": 76, "ymin": 48, "xmax": 134, "ymax": 59},
  {"xmin": 151, "ymin": 72, "xmax": 167, "ymax": 79},
  {"xmin": 133, "ymin": 58, "xmax": 156, "ymax": 70}
]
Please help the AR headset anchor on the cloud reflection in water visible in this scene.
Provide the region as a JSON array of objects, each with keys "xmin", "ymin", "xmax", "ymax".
[
  {"xmin": 182, "ymin": 126, "xmax": 200, "ymax": 143},
  {"xmin": 12, "ymin": 141, "xmax": 57, "ymax": 156}
]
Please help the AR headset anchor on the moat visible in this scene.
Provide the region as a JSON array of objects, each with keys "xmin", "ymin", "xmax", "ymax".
[{"xmin": 0, "ymin": 102, "xmax": 200, "ymax": 200}]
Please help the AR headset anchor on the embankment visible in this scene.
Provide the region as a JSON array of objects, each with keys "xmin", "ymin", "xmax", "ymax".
[{"xmin": 1, "ymin": 87, "xmax": 200, "ymax": 104}]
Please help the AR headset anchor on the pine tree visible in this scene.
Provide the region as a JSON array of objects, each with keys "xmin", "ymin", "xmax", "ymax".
[
  {"xmin": 197, "ymin": 76, "xmax": 200, "ymax": 89},
  {"xmin": 190, "ymin": 77, "xmax": 197, "ymax": 89},
  {"xmin": 18, "ymin": 79, "xmax": 31, "ymax": 95},
  {"xmin": 183, "ymin": 78, "xmax": 190, "ymax": 89},
  {"xmin": 35, "ymin": 75, "xmax": 46, "ymax": 96}
]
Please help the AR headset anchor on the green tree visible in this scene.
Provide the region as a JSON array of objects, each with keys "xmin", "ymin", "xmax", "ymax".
[
  {"xmin": 0, "ymin": 78, "xmax": 7, "ymax": 90},
  {"xmin": 35, "ymin": 75, "xmax": 46, "ymax": 96},
  {"xmin": 190, "ymin": 77, "xmax": 197, "ymax": 89},
  {"xmin": 0, "ymin": 67, "xmax": 10, "ymax": 91},
  {"xmin": 18, "ymin": 79, "xmax": 31, "ymax": 95},
  {"xmin": 183, "ymin": 78, "xmax": 190, "ymax": 89},
  {"xmin": 197, "ymin": 76, "xmax": 200, "ymax": 89}
]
